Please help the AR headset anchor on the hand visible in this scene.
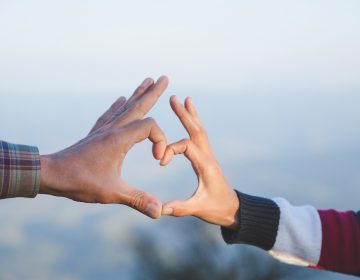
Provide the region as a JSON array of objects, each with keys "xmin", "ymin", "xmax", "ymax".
[
  {"xmin": 160, "ymin": 96, "xmax": 240, "ymax": 228},
  {"xmin": 39, "ymin": 76, "xmax": 169, "ymax": 219}
]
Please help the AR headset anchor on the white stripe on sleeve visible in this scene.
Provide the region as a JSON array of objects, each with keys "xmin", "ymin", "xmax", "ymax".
[{"xmin": 269, "ymin": 197, "xmax": 322, "ymax": 266}]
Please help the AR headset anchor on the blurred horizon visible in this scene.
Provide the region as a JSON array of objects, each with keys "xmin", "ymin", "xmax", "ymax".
[{"xmin": 1, "ymin": 91, "xmax": 360, "ymax": 279}]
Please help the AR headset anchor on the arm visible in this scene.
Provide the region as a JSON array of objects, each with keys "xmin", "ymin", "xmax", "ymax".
[
  {"xmin": 1, "ymin": 76, "xmax": 169, "ymax": 219},
  {"xmin": 160, "ymin": 96, "xmax": 360, "ymax": 276},
  {"xmin": 222, "ymin": 193, "xmax": 360, "ymax": 275}
]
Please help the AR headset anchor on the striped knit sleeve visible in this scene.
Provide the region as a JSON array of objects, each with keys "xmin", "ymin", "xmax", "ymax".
[
  {"xmin": 0, "ymin": 140, "xmax": 41, "ymax": 198},
  {"xmin": 221, "ymin": 190, "xmax": 360, "ymax": 276}
]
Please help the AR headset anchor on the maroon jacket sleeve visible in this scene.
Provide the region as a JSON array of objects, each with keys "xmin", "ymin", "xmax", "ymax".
[{"xmin": 317, "ymin": 210, "xmax": 360, "ymax": 275}]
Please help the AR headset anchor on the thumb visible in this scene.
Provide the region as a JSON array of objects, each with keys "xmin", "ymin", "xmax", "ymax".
[
  {"xmin": 162, "ymin": 198, "xmax": 195, "ymax": 217},
  {"xmin": 121, "ymin": 182, "xmax": 162, "ymax": 219}
]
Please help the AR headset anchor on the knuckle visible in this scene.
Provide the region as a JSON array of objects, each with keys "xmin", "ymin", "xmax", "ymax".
[
  {"xmin": 172, "ymin": 209, "xmax": 182, "ymax": 217},
  {"xmin": 133, "ymin": 102, "xmax": 145, "ymax": 114},
  {"xmin": 177, "ymin": 110, "xmax": 186, "ymax": 119},
  {"xmin": 102, "ymin": 130, "xmax": 119, "ymax": 146},
  {"xmin": 97, "ymin": 115, "xmax": 107, "ymax": 124},
  {"xmin": 192, "ymin": 124, "xmax": 203, "ymax": 133},
  {"xmin": 100, "ymin": 194, "xmax": 114, "ymax": 204},
  {"xmin": 193, "ymin": 126, "xmax": 206, "ymax": 137},
  {"xmin": 123, "ymin": 102, "xmax": 130, "ymax": 110},
  {"xmin": 101, "ymin": 190, "xmax": 125, "ymax": 204},
  {"xmin": 114, "ymin": 106, "xmax": 126, "ymax": 117},
  {"xmin": 173, "ymin": 208, "xmax": 186, "ymax": 217},
  {"xmin": 145, "ymin": 116, "xmax": 154, "ymax": 122},
  {"xmin": 136, "ymin": 85, "xmax": 146, "ymax": 93},
  {"xmin": 144, "ymin": 117, "xmax": 156, "ymax": 126},
  {"xmin": 96, "ymin": 188, "xmax": 117, "ymax": 204},
  {"xmin": 182, "ymin": 138, "xmax": 191, "ymax": 146},
  {"xmin": 153, "ymin": 90, "xmax": 161, "ymax": 98},
  {"xmin": 130, "ymin": 190, "xmax": 146, "ymax": 211},
  {"xmin": 110, "ymin": 102, "xmax": 119, "ymax": 111}
]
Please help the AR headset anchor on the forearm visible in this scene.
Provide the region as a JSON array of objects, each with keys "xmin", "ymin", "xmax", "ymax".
[
  {"xmin": 221, "ymin": 190, "xmax": 360, "ymax": 276},
  {"xmin": 0, "ymin": 140, "xmax": 41, "ymax": 198}
]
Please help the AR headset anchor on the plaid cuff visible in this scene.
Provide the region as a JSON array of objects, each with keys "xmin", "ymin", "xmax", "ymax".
[{"xmin": 0, "ymin": 141, "xmax": 41, "ymax": 198}]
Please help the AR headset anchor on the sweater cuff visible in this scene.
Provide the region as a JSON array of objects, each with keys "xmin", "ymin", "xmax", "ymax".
[
  {"xmin": 221, "ymin": 190, "xmax": 280, "ymax": 250},
  {"xmin": 0, "ymin": 141, "xmax": 41, "ymax": 198}
]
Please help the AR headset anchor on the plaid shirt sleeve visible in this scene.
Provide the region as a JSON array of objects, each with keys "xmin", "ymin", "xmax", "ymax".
[{"xmin": 0, "ymin": 140, "xmax": 40, "ymax": 198}]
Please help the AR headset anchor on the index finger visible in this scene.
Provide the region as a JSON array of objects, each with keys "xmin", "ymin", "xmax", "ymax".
[
  {"xmin": 170, "ymin": 95, "xmax": 205, "ymax": 139},
  {"xmin": 89, "ymin": 96, "xmax": 127, "ymax": 134},
  {"xmin": 121, "ymin": 117, "xmax": 167, "ymax": 160},
  {"xmin": 111, "ymin": 76, "xmax": 169, "ymax": 128}
]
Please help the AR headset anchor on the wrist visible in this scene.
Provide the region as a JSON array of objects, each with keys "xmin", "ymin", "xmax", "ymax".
[
  {"xmin": 222, "ymin": 189, "xmax": 240, "ymax": 229},
  {"xmin": 221, "ymin": 191, "xmax": 280, "ymax": 250},
  {"xmin": 39, "ymin": 154, "xmax": 60, "ymax": 196}
]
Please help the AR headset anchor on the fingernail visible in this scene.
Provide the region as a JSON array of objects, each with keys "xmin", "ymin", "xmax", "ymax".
[
  {"xmin": 156, "ymin": 76, "xmax": 167, "ymax": 84},
  {"xmin": 115, "ymin": 96, "xmax": 125, "ymax": 102},
  {"xmin": 162, "ymin": 207, "xmax": 173, "ymax": 215},
  {"xmin": 145, "ymin": 203, "xmax": 160, "ymax": 219},
  {"xmin": 141, "ymin": 78, "xmax": 153, "ymax": 87}
]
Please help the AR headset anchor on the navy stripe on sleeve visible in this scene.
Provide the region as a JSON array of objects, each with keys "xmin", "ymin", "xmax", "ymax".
[{"xmin": 221, "ymin": 190, "xmax": 280, "ymax": 251}]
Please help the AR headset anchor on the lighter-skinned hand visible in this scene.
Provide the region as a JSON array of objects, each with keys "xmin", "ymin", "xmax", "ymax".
[
  {"xmin": 161, "ymin": 96, "xmax": 240, "ymax": 228},
  {"xmin": 39, "ymin": 76, "xmax": 168, "ymax": 219}
]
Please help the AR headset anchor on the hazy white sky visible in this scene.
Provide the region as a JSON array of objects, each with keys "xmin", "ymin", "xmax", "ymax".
[{"xmin": 1, "ymin": 0, "xmax": 359, "ymax": 95}]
